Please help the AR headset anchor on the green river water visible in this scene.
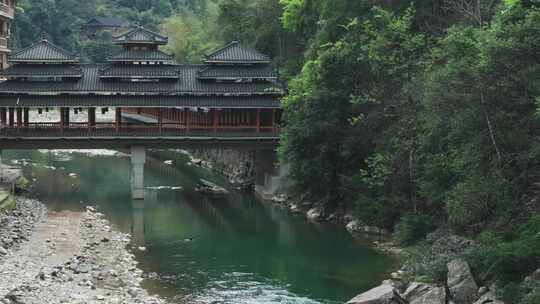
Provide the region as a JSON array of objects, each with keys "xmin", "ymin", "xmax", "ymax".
[{"xmin": 3, "ymin": 149, "xmax": 394, "ymax": 304}]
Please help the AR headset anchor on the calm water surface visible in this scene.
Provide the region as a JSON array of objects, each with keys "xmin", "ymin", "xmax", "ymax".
[{"xmin": 3, "ymin": 149, "xmax": 394, "ymax": 304}]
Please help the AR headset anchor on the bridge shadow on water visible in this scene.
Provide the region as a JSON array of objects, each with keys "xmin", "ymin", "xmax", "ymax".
[{"xmin": 2, "ymin": 149, "xmax": 395, "ymax": 304}]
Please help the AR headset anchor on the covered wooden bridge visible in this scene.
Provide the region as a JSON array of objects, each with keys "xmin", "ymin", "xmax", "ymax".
[
  {"xmin": 0, "ymin": 26, "xmax": 284, "ymax": 144},
  {"xmin": 0, "ymin": 26, "xmax": 284, "ymax": 199}
]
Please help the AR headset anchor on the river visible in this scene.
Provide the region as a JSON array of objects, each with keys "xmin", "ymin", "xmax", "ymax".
[{"xmin": 2, "ymin": 149, "xmax": 394, "ymax": 304}]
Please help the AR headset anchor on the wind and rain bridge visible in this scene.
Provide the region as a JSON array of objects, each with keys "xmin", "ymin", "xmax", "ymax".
[{"xmin": 0, "ymin": 26, "xmax": 285, "ymax": 199}]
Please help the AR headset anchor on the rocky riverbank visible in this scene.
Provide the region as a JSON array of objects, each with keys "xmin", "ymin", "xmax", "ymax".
[
  {"xmin": 0, "ymin": 197, "xmax": 166, "ymax": 304},
  {"xmin": 345, "ymin": 228, "xmax": 540, "ymax": 304}
]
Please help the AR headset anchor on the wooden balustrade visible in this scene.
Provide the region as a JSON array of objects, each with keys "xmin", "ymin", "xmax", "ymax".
[{"xmin": 0, "ymin": 122, "xmax": 280, "ymax": 138}]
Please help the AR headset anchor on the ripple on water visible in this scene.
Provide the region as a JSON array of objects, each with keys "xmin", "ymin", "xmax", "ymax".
[{"xmin": 179, "ymin": 272, "xmax": 331, "ymax": 304}]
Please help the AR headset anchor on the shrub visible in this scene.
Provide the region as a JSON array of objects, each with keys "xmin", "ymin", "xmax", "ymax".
[
  {"xmin": 394, "ymin": 214, "xmax": 435, "ymax": 245},
  {"xmin": 355, "ymin": 194, "xmax": 402, "ymax": 229},
  {"xmin": 446, "ymin": 174, "xmax": 511, "ymax": 232}
]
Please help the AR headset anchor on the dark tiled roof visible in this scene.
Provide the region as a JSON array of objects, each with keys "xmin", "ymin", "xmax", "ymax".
[
  {"xmin": 198, "ymin": 65, "xmax": 277, "ymax": 79},
  {"xmin": 108, "ymin": 50, "xmax": 173, "ymax": 62},
  {"xmin": 204, "ymin": 41, "xmax": 271, "ymax": 64},
  {"xmin": 0, "ymin": 64, "xmax": 284, "ymax": 95},
  {"xmin": 99, "ymin": 65, "xmax": 180, "ymax": 79},
  {"xmin": 87, "ymin": 16, "xmax": 126, "ymax": 28},
  {"xmin": 9, "ymin": 39, "xmax": 79, "ymax": 63},
  {"xmin": 0, "ymin": 95, "xmax": 280, "ymax": 108},
  {"xmin": 113, "ymin": 26, "xmax": 168, "ymax": 45},
  {"xmin": 1, "ymin": 65, "xmax": 83, "ymax": 77}
]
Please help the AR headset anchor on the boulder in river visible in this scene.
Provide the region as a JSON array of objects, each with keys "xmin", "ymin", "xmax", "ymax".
[
  {"xmin": 447, "ymin": 259, "xmax": 478, "ymax": 304},
  {"xmin": 402, "ymin": 282, "xmax": 447, "ymax": 304},
  {"xmin": 195, "ymin": 179, "xmax": 230, "ymax": 197},
  {"xmin": 347, "ymin": 284, "xmax": 406, "ymax": 304},
  {"xmin": 306, "ymin": 207, "xmax": 323, "ymax": 221}
]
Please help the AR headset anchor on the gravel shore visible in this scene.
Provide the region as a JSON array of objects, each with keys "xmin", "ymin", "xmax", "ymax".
[{"xmin": 0, "ymin": 197, "xmax": 167, "ymax": 304}]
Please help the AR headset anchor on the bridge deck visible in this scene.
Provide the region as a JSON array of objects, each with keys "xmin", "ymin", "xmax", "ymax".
[{"xmin": 0, "ymin": 123, "xmax": 279, "ymax": 149}]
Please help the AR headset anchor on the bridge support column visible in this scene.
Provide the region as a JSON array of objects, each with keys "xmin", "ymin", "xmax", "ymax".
[{"xmin": 130, "ymin": 146, "xmax": 146, "ymax": 200}]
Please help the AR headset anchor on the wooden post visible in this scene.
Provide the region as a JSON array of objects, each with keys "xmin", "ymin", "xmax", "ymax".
[
  {"xmin": 213, "ymin": 109, "xmax": 219, "ymax": 133},
  {"xmin": 0, "ymin": 108, "xmax": 6, "ymax": 127},
  {"xmin": 8, "ymin": 108, "xmax": 14, "ymax": 127},
  {"xmin": 88, "ymin": 107, "xmax": 96, "ymax": 128},
  {"xmin": 16, "ymin": 108, "xmax": 22, "ymax": 128},
  {"xmin": 64, "ymin": 107, "xmax": 70, "ymax": 127},
  {"xmin": 60, "ymin": 108, "xmax": 65, "ymax": 131},
  {"xmin": 272, "ymin": 109, "xmax": 276, "ymax": 133},
  {"xmin": 23, "ymin": 108, "xmax": 29, "ymax": 127},
  {"xmin": 158, "ymin": 108, "xmax": 163, "ymax": 133},
  {"xmin": 256, "ymin": 109, "xmax": 261, "ymax": 133},
  {"xmin": 186, "ymin": 110, "xmax": 191, "ymax": 132},
  {"xmin": 115, "ymin": 107, "xmax": 121, "ymax": 132}
]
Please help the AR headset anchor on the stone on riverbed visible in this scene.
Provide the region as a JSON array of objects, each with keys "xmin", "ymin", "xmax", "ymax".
[
  {"xmin": 347, "ymin": 284, "xmax": 406, "ymax": 304},
  {"xmin": 306, "ymin": 207, "xmax": 323, "ymax": 221},
  {"xmin": 447, "ymin": 259, "xmax": 478, "ymax": 304}
]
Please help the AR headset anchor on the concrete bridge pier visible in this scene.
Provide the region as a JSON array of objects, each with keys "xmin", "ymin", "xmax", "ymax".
[
  {"xmin": 130, "ymin": 146, "xmax": 146, "ymax": 200},
  {"xmin": 131, "ymin": 199, "xmax": 146, "ymax": 245}
]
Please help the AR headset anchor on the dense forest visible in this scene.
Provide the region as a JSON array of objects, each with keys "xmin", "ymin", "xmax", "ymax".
[{"xmin": 10, "ymin": 0, "xmax": 540, "ymax": 302}]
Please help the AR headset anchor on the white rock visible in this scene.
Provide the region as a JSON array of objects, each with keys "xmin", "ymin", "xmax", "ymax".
[
  {"xmin": 447, "ymin": 259, "xmax": 478, "ymax": 304},
  {"xmin": 347, "ymin": 284, "xmax": 404, "ymax": 304}
]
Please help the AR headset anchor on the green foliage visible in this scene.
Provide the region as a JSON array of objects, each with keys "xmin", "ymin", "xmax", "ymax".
[
  {"xmin": 161, "ymin": 6, "xmax": 222, "ymax": 63},
  {"xmin": 466, "ymin": 217, "xmax": 540, "ymax": 301},
  {"xmin": 394, "ymin": 215, "xmax": 435, "ymax": 246},
  {"xmin": 12, "ymin": 0, "xmax": 217, "ymax": 62}
]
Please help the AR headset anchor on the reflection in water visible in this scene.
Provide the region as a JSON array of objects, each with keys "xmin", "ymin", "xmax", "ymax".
[{"xmin": 3, "ymin": 149, "xmax": 395, "ymax": 304}]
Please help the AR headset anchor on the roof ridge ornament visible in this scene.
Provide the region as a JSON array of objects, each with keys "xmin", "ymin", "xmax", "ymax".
[{"xmin": 40, "ymin": 32, "xmax": 48, "ymax": 43}]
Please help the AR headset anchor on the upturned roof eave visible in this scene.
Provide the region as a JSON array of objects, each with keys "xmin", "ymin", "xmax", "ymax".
[
  {"xmin": 112, "ymin": 40, "xmax": 168, "ymax": 46},
  {"xmin": 203, "ymin": 60, "xmax": 271, "ymax": 64},
  {"xmin": 9, "ymin": 59, "xmax": 80, "ymax": 64}
]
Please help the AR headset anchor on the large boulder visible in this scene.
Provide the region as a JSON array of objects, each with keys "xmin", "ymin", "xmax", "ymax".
[
  {"xmin": 347, "ymin": 284, "xmax": 406, "ymax": 304},
  {"xmin": 402, "ymin": 282, "xmax": 447, "ymax": 304},
  {"xmin": 473, "ymin": 291, "xmax": 505, "ymax": 304},
  {"xmin": 447, "ymin": 259, "xmax": 478, "ymax": 304}
]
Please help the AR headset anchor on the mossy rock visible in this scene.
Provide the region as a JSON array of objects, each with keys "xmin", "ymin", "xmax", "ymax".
[
  {"xmin": 15, "ymin": 176, "xmax": 30, "ymax": 192},
  {"xmin": 0, "ymin": 191, "xmax": 16, "ymax": 211}
]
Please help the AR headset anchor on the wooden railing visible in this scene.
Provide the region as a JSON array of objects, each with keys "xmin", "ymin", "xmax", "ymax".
[
  {"xmin": 0, "ymin": 2, "xmax": 14, "ymax": 19},
  {"xmin": 0, "ymin": 123, "xmax": 280, "ymax": 139},
  {"xmin": 0, "ymin": 37, "xmax": 7, "ymax": 49}
]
